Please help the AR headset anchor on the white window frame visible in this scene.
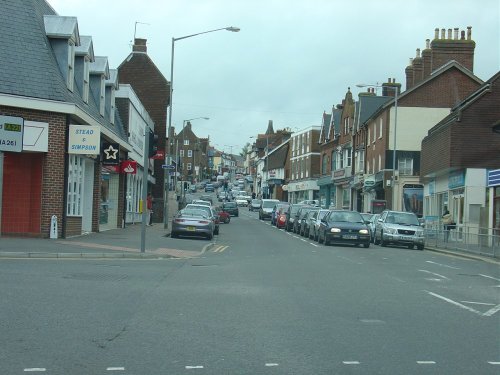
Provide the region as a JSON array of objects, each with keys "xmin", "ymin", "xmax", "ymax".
[
  {"xmin": 372, "ymin": 157, "xmax": 375, "ymax": 173},
  {"xmin": 67, "ymin": 155, "xmax": 84, "ymax": 216},
  {"xmin": 368, "ymin": 127, "xmax": 371, "ymax": 145},
  {"xmin": 187, "ymin": 163, "xmax": 192, "ymax": 170},
  {"xmin": 83, "ymin": 56, "xmax": 90, "ymax": 103},
  {"xmin": 344, "ymin": 117, "xmax": 349, "ymax": 134},
  {"xmin": 184, "ymin": 139, "xmax": 189, "ymax": 146},
  {"xmin": 378, "ymin": 155, "xmax": 381, "ymax": 171},
  {"xmin": 357, "ymin": 149, "xmax": 364, "ymax": 172},
  {"xmin": 399, "ymin": 158, "xmax": 413, "ymax": 175},
  {"xmin": 187, "ymin": 149, "xmax": 192, "ymax": 157},
  {"xmin": 379, "ymin": 118, "xmax": 383, "ymax": 139},
  {"xmin": 99, "ymin": 75, "xmax": 105, "ymax": 116},
  {"xmin": 110, "ymin": 88, "xmax": 115, "ymax": 124},
  {"xmin": 67, "ymin": 41, "xmax": 75, "ymax": 92}
]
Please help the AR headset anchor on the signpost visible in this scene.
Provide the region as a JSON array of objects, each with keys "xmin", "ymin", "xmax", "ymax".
[
  {"xmin": 162, "ymin": 164, "xmax": 176, "ymax": 170},
  {"xmin": 0, "ymin": 115, "xmax": 24, "ymax": 152}
]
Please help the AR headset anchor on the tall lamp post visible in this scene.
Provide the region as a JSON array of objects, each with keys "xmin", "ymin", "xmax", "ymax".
[
  {"xmin": 164, "ymin": 26, "xmax": 240, "ymax": 229},
  {"xmin": 356, "ymin": 83, "xmax": 399, "ymax": 209}
]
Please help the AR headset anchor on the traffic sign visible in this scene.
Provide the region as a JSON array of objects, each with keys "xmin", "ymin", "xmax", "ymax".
[{"xmin": 162, "ymin": 164, "xmax": 176, "ymax": 170}]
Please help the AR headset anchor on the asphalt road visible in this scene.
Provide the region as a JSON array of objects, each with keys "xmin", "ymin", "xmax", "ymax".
[{"xmin": 1, "ymin": 205, "xmax": 499, "ymax": 374}]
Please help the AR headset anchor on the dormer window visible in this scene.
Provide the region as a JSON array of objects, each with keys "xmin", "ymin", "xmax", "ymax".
[
  {"xmin": 83, "ymin": 57, "xmax": 90, "ymax": 103},
  {"xmin": 67, "ymin": 41, "xmax": 75, "ymax": 91},
  {"xmin": 99, "ymin": 75, "xmax": 105, "ymax": 116}
]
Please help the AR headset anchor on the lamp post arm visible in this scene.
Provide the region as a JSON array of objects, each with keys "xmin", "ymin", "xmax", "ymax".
[{"xmin": 174, "ymin": 27, "xmax": 232, "ymax": 42}]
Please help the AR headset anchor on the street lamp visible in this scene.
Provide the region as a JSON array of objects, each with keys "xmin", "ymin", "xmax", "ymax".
[
  {"xmin": 164, "ymin": 26, "xmax": 240, "ymax": 228},
  {"xmin": 356, "ymin": 83, "xmax": 399, "ymax": 209}
]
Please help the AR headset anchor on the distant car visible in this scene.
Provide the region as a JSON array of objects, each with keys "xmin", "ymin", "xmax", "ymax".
[
  {"xmin": 235, "ymin": 196, "xmax": 249, "ymax": 206},
  {"xmin": 199, "ymin": 195, "xmax": 214, "ymax": 205},
  {"xmin": 189, "ymin": 185, "xmax": 197, "ymax": 193},
  {"xmin": 309, "ymin": 209, "xmax": 330, "ymax": 241},
  {"xmin": 318, "ymin": 210, "xmax": 371, "ymax": 247},
  {"xmin": 205, "ymin": 183, "xmax": 215, "ymax": 192},
  {"xmin": 222, "ymin": 201, "xmax": 239, "ymax": 217},
  {"xmin": 171, "ymin": 208, "xmax": 215, "ymax": 240},
  {"xmin": 299, "ymin": 199, "xmax": 319, "ymax": 206},
  {"xmin": 374, "ymin": 210, "xmax": 425, "ymax": 250},
  {"xmin": 259, "ymin": 199, "xmax": 280, "ymax": 220},
  {"xmin": 249, "ymin": 199, "xmax": 261, "ymax": 211},
  {"xmin": 300, "ymin": 208, "xmax": 320, "ymax": 237}
]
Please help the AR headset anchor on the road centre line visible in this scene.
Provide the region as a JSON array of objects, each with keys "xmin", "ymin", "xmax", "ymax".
[
  {"xmin": 23, "ymin": 369, "xmax": 46, "ymax": 372},
  {"xmin": 106, "ymin": 367, "xmax": 125, "ymax": 371},
  {"xmin": 479, "ymin": 274, "xmax": 500, "ymax": 282},
  {"xmin": 416, "ymin": 361, "xmax": 436, "ymax": 364},
  {"xmin": 425, "ymin": 291, "xmax": 482, "ymax": 315},
  {"xmin": 300, "ymin": 238, "xmax": 308, "ymax": 242},
  {"xmin": 185, "ymin": 365, "xmax": 204, "ymax": 369},
  {"xmin": 425, "ymin": 260, "xmax": 460, "ymax": 269},
  {"xmin": 418, "ymin": 269, "xmax": 450, "ymax": 279},
  {"xmin": 342, "ymin": 361, "xmax": 360, "ymax": 365},
  {"xmin": 265, "ymin": 363, "xmax": 279, "ymax": 367}
]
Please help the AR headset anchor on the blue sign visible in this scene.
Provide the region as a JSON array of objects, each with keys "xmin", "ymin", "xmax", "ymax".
[
  {"xmin": 162, "ymin": 164, "xmax": 176, "ymax": 170},
  {"xmin": 487, "ymin": 169, "xmax": 500, "ymax": 187},
  {"xmin": 448, "ymin": 170, "xmax": 465, "ymax": 189}
]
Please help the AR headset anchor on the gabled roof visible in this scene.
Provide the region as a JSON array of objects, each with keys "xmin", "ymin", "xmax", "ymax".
[
  {"xmin": 43, "ymin": 15, "xmax": 80, "ymax": 44},
  {"xmin": 356, "ymin": 95, "xmax": 392, "ymax": 128},
  {"xmin": 90, "ymin": 56, "xmax": 110, "ymax": 77},
  {"xmin": 75, "ymin": 35, "xmax": 94, "ymax": 60},
  {"xmin": 106, "ymin": 69, "xmax": 119, "ymax": 88},
  {"xmin": 319, "ymin": 112, "xmax": 331, "ymax": 142},
  {"xmin": 263, "ymin": 141, "xmax": 289, "ymax": 171}
]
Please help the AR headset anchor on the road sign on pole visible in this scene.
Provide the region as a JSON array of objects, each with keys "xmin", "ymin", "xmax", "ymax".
[{"xmin": 162, "ymin": 164, "xmax": 176, "ymax": 170}]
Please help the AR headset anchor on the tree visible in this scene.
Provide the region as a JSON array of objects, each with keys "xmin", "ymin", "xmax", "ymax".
[{"xmin": 240, "ymin": 142, "xmax": 251, "ymax": 157}]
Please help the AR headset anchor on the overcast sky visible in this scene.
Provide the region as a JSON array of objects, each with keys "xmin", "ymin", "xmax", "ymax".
[{"xmin": 48, "ymin": 0, "xmax": 499, "ymax": 154}]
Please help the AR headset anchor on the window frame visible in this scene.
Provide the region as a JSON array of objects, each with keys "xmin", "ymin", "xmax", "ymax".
[{"xmin": 66, "ymin": 155, "xmax": 84, "ymax": 216}]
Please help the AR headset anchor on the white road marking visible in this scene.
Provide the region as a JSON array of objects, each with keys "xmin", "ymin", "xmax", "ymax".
[
  {"xmin": 417, "ymin": 361, "xmax": 436, "ymax": 364},
  {"xmin": 185, "ymin": 365, "xmax": 204, "ymax": 369},
  {"xmin": 106, "ymin": 367, "xmax": 125, "ymax": 371},
  {"xmin": 300, "ymin": 238, "xmax": 308, "ymax": 242},
  {"xmin": 460, "ymin": 301, "xmax": 496, "ymax": 306},
  {"xmin": 310, "ymin": 243, "xmax": 318, "ymax": 247},
  {"xmin": 265, "ymin": 363, "xmax": 279, "ymax": 367},
  {"xmin": 23, "ymin": 369, "xmax": 46, "ymax": 372},
  {"xmin": 479, "ymin": 274, "xmax": 500, "ymax": 282},
  {"xmin": 425, "ymin": 278, "xmax": 443, "ymax": 282},
  {"xmin": 418, "ymin": 269, "xmax": 450, "ymax": 280},
  {"xmin": 425, "ymin": 291, "xmax": 482, "ymax": 315},
  {"xmin": 342, "ymin": 361, "xmax": 360, "ymax": 365},
  {"xmin": 488, "ymin": 361, "xmax": 500, "ymax": 365},
  {"xmin": 293, "ymin": 235, "xmax": 300, "ymax": 239},
  {"xmin": 483, "ymin": 304, "xmax": 500, "ymax": 317},
  {"xmin": 425, "ymin": 260, "xmax": 460, "ymax": 269}
]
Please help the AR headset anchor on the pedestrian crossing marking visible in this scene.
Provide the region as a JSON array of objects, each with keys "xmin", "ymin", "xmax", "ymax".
[{"xmin": 213, "ymin": 245, "xmax": 229, "ymax": 253}]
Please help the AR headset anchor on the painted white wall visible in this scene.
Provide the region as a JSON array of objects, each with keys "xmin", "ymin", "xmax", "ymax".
[{"xmin": 388, "ymin": 107, "xmax": 450, "ymax": 150}]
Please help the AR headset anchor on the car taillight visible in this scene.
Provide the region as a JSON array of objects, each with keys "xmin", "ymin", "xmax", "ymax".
[
  {"xmin": 174, "ymin": 219, "xmax": 185, "ymax": 223},
  {"xmin": 279, "ymin": 216, "xmax": 285, "ymax": 223},
  {"xmin": 198, "ymin": 220, "xmax": 210, "ymax": 224}
]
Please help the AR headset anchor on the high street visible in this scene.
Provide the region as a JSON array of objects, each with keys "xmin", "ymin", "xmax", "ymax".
[{"xmin": 1, "ymin": 205, "xmax": 499, "ymax": 374}]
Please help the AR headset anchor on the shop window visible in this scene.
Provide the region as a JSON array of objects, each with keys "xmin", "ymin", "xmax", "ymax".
[{"xmin": 67, "ymin": 155, "xmax": 84, "ymax": 216}]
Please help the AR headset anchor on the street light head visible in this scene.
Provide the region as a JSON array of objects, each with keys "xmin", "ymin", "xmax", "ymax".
[{"xmin": 225, "ymin": 26, "xmax": 240, "ymax": 32}]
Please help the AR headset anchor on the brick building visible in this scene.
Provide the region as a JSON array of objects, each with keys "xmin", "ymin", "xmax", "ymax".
[
  {"xmin": 117, "ymin": 38, "xmax": 170, "ymax": 223},
  {"xmin": 0, "ymin": 0, "xmax": 132, "ymax": 237},
  {"xmin": 173, "ymin": 121, "xmax": 209, "ymax": 184}
]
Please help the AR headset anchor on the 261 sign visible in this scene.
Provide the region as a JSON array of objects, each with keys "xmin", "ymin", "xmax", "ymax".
[{"xmin": 0, "ymin": 115, "xmax": 24, "ymax": 152}]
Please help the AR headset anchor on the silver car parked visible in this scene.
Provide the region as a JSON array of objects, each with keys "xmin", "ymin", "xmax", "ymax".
[{"xmin": 374, "ymin": 210, "xmax": 425, "ymax": 250}]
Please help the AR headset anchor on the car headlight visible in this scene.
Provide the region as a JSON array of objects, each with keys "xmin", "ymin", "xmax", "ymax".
[
  {"xmin": 359, "ymin": 229, "xmax": 369, "ymax": 234},
  {"xmin": 385, "ymin": 227, "xmax": 397, "ymax": 234},
  {"xmin": 330, "ymin": 228, "xmax": 341, "ymax": 233},
  {"xmin": 416, "ymin": 230, "xmax": 424, "ymax": 236}
]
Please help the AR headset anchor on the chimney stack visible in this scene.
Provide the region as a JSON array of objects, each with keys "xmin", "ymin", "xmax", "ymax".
[
  {"xmin": 454, "ymin": 28, "xmax": 459, "ymax": 40},
  {"xmin": 405, "ymin": 58, "xmax": 414, "ymax": 89},
  {"xmin": 132, "ymin": 38, "xmax": 147, "ymax": 53},
  {"xmin": 422, "ymin": 39, "xmax": 432, "ymax": 78},
  {"xmin": 430, "ymin": 26, "xmax": 475, "ymax": 72}
]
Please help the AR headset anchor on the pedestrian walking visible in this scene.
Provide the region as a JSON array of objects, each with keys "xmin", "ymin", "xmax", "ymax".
[
  {"xmin": 442, "ymin": 208, "xmax": 454, "ymax": 242},
  {"xmin": 147, "ymin": 193, "xmax": 153, "ymax": 226}
]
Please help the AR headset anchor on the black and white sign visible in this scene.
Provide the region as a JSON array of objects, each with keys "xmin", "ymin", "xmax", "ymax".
[
  {"xmin": 0, "ymin": 115, "xmax": 24, "ymax": 152},
  {"xmin": 102, "ymin": 142, "xmax": 120, "ymax": 165}
]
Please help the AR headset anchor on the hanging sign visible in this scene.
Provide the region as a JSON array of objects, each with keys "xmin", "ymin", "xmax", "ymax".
[
  {"xmin": 68, "ymin": 125, "xmax": 100, "ymax": 154},
  {"xmin": 102, "ymin": 142, "xmax": 120, "ymax": 165},
  {"xmin": 120, "ymin": 160, "xmax": 137, "ymax": 174}
]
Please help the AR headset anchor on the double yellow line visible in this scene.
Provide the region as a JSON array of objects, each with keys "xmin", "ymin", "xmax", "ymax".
[{"xmin": 213, "ymin": 245, "xmax": 229, "ymax": 253}]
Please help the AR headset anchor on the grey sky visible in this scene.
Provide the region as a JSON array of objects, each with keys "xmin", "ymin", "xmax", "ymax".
[{"xmin": 49, "ymin": 0, "xmax": 499, "ymax": 154}]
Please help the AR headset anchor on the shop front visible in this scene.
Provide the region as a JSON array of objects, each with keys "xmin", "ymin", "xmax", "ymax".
[
  {"xmin": 287, "ymin": 180, "xmax": 319, "ymax": 203},
  {"xmin": 487, "ymin": 169, "xmax": 500, "ymax": 239},
  {"xmin": 317, "ymin": 175, "xmax": 334, "ymax": 208},
  {"xmin": 332, "ymin": 167, "xmax": 352, "ymax": 209}
]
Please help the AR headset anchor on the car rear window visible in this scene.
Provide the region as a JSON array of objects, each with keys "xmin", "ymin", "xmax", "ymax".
[{"xmin": 224, "ymin": 202, "xmax": 237, "ymax": 208}]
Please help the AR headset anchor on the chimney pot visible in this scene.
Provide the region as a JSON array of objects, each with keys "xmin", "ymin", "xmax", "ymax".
[
  {"xmin": 409, "ymin": 57, "xmax": 413, "ymax": 65},
  {"xmin": 416, "ymin": 48, "xmax": 421, "ymax": 58},
  {"xmin": 434, "ymin": 28, "xmax": 439, "ymax": 39},
  {"xmin": 392, "ymin": 78, "xmax": 396, "ymax": 83},
  {"xmin": 426, "ymin": 38, "xmax": 430, "ymax": 49},
  {"xmin": 441, "ymin": 28, "xmax": 446, "ymax": 39},
  {"xmin": 467, "ymin": 26, "xmax": 472, "ymax": 40},
  {"xmin": 447, "ymin": 28, "xmax": 452, "ymax": 39},
  {"xmin": 461, "ymin": 30, "xmax": 466, "ymax": 40},
  {"xmin": 454, "ymin": 27, "xmax": 459, "ymax": 40}
]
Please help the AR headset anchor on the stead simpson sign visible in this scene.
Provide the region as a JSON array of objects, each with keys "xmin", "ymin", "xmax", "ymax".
[{"xmin": 68, "ymin": 125, "xmax": 100, "ymax": 154}]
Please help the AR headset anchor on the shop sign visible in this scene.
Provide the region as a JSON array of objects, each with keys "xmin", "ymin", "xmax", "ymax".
[
  {"xmin": 152, "ymin": 149, "xmax": 164, "ymax": 160},
  {"xmin": 0, "ymin": 115, "xmax": 24, "ymax": 152},
  {"xmin": 448, "ymin": 170, "xmax": 465, "ymax": 189},
  {"xmin": 120, "ymin": 160, "xmax": 137, "ymax": 174},
  {"xmin": 269, "ymin": 169, "xmax": 276, "ymax": 177},
  {"xmin": 102, "ymin": 164, "xmax": 120, "ymax": 173},
  {"xmin": 102, "ymin": 142, "xmax": 120, "ymax": 165},
  {"xmin": 68, "ymin": 125, "xmax": 100, "ymax": 154},
  {"xmin": 333, "ymin": 169, "xmax": 345, "ymax": 178},
  {"xmin": 363, "ymin": 175, "xmax": 375, "ymax": 188},
  {"xmin": 487, "ymin": 169, "xmax": 500, "ymax": 187},
  {"xmin": 282, "ymin": 185, "xmax": 288, "ymax": 191}
]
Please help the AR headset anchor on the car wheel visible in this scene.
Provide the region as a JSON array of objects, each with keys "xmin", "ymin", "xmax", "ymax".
[
  {"xmin": 417, "ymin": 244, "xmax": 424, "ymax": 250},
  {"xmin": 363, "ymin": 243, "xmax": 370, "ymax": 248},
  {"xmin": 171, "ymin": 232, "xmax": 177, "ymax": 238},
  {"xmin": 207, "ymin": 232, "xmax": 213, "ymax": 240},
  {"xmin": 319, "ymin": 231, "xmax": 324, "ymax": 244},
  {"xmin": 380, "ymin": 232, "xmax": 387, "ymax": 247}
]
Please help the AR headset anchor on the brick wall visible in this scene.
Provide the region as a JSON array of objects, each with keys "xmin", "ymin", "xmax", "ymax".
[
  {"xmin": 0, "ymin": 105, "xmax": 66, "ymax": 238},
  {"xmin": 65, "ymin": 216, "xmax": 82, "ymax": 237}
]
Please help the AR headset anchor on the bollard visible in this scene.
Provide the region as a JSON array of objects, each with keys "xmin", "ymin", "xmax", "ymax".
[{"xmin": 50, "ymin": 215, "xmax": 58, "ymax": 239}]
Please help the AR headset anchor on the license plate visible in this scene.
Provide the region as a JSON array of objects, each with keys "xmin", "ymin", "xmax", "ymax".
[
  {"xmin": 401, "ymin": 235, "xmax": 414, "ymax": 241},
  {"xmin": 343, "ymin": 235, "xmax": 357, "ymax": 239},
  {"xmin": 186, "ymin": 226, "xmax": 196, "ymax": 231}
]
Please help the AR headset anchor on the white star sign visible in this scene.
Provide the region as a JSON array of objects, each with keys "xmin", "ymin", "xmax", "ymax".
[{"xmin": 104, "ymin": 144, "xmax": 118, "ymax": 160}]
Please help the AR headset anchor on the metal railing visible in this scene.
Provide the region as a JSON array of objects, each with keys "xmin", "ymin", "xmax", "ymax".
[{"xmin": 423, "ymin": 225, "xmax": 500, "ymax": 259}]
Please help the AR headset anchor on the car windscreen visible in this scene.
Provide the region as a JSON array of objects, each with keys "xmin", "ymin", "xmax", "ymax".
[
  {"xmin": 290, "ymin": 205, "xmax": 304, "ymax": 215},
  {"xmin": 387, "ymin": 212, "xmax": 419, "ymax": 226},
  {"xmin": 251, "ymin": 200, "xmax": 261, "ymax": 205},
  {"xmin": 179, "ymin": 209, "xmax": 208, "ymax": 218},
  {"xmin": 318, "ymin": 210, "xmax": 329, "ymax": 220},
  {"xmin": 328, "ymin": 211, "xmax": 364, "ymax": 223},
  {"xmin": 262, "ymin": 201, "xmax": 279, "ymax": 208},
  {"xmin": 224, "ymin": 202, "xmax": 237, "ymax": 208},
  {"xmin": 186, "ymin": 205, "xmax": 212, "ymax": 216}
]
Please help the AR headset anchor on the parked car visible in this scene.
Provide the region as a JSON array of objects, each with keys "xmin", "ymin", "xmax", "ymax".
[
  {"xmin": 309, "ymin": 209, "xmax": 331, "ymax": 241},
  {"xmin": 171, "ymin": 208, "xmax": 215, "ymax": 239},
  {"xmin": 285, "ymin": 203, "xmax": 308, "ymax": 232},
  {"xmin": 222, "ymin": 201, "xmax": 239, "ymax": 217},
  {"xmin": 259, "ymin": 199, "xmax": 280, "ymax": 220},
  {"xmin": 214, "ymin": 206, "xmax": 230, "ymax": 224},
  {"xmin": 249, "ymin": 199, "xmax": 261, "ymax": 211},
  {"xmin": 299, "ymin": 199, "xmax": 319, "ymax": 206},
  {"xmin": 318, "ymin": 210, "xmax": 371, "ymax": 247},
  {"xmin": 300, "ymin": 208, "xmax": 320, "ymax": 237},
  {"xmin": 185, "ymin": 204, "xmax": 219, "ymax": 235},
  {"xmin": 294, "ymin": 206, "xmax": 316, "ymax": 234},
  {"xmin": 367, "ymin": 214, "xmax": 380, "ymax": 243},
  {"xmin": 205, "ymin": 183, "xmax": 215, "ymax": 192},
  {"xmin": 374, "ymin": 210, "xmax": 425, "ymax": 250},
  {"xmin": 271, "ymin": 202, "xmax": 290, "ymax": 225}
]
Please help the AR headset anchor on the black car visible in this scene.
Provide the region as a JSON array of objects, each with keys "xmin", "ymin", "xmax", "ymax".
[
  {"xmin": 284, "ymin": 204, "xmax": 308, "ymax": 232},
  {"xmin": 222, "ymin": 201, "xmax": 239, "ymax": 217},
  {"xmin": 293, "ymin": 206, "xmax": 315, "ymax": 234},
  {"xmin": 300, "ymin": 208, "xmax": 320, "ymax": 237},
  {"xmin": 318, "ymin": 210, "xmax": 371, "ymax": 247}
]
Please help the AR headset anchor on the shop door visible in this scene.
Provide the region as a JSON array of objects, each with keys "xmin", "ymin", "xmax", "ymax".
[
  {"xmin": 452, "ymin": 194, "xmax": 465, "ymax": 241},
  {"xmin": 82, "ymin": 160, "xmax": 94, "ymax": 233}
]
